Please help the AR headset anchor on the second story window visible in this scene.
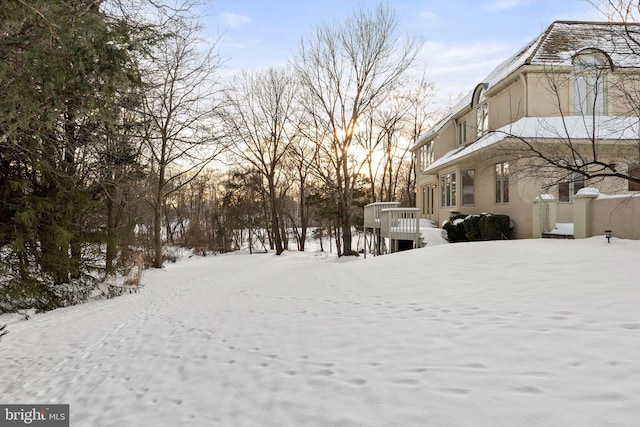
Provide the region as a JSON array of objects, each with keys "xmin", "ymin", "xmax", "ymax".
[
  {"xmin": 574, "ymin": 51, "xmax": 609, "ymax": 116},
  {"xmin": 475, "ymin": 86, "xmax": 489, "ymax": 138},
  {"xmin": 419, "ymin": 141, "xmax": 434, "ymax": 172},
  {"xmin": 629, "ymin": 163, "xmax": 640, "ymax": 192},
  {"xmin": 458, "ymin": 120, "xmax": 467, "ymax": 146}
]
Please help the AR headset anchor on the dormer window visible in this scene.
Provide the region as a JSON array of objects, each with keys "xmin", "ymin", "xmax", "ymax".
[
  {"xmin": 457, "ymin": 120, "xmax": 467, "ymax": 146},
  {"xmin": 419, "ymin": 140, "xmax": 434, "ymax": 172},
  {"xmin": 474, "ymin": 85, "xmax": 489, "ymax": 138},
  {"xmin": 573, "ymin": 50, "xmax": 610, "ymax": 116}
]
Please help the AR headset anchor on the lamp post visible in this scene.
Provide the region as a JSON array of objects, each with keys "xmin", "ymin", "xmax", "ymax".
[{"xmin": 604, "ymin": 229, "xmax": 612, "ymax": 243}]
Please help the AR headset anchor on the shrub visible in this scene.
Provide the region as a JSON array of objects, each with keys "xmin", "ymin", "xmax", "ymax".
[
  {"xmin": 123, "ymin": 252, "xmax": 144, "ymax": 286},
  {"xmin": 1, "ymin": 271, "xmax": 96, "ymax": 313},
  {"xmin": 463, "ymin": 214, "xmax": 483, "ymax": 241},
  {"xmin": 444, "ymin": 213, "xmax": 512, "ymax": 243},
  {"xmin": 163, "ymin": 249, "xmax": 178, "ymax": 263},
  {"xmin": 480, "ymin": 214, "xmax": 512, "ymax": 240},
  {"xmin": 443, "ymin": 214, "xmax": 468, "ymax": 243}
]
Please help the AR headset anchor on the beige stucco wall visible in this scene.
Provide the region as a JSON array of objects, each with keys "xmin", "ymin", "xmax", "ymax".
[
  {"xmin": 588, "ymin": 195, "xmax": 640, "ymax": 239},
  {"xmin": 608, "ymin": 71, "xmax": 640, "ymax": 115},
  {"xmin": 525, "ymin": 71, "xmax": 571, "ymax": 117},
  {"xmin": 436, "ymin": 123, "xmax": 458, "ymax": 157},
  {"xmin": 426, "ymin": 149, "xmax": 636, "ymax": 239},
  {"xmin": 430, "ymin": 156, "xmax": 538, "ymax": 238},
  {"xmin": 488, "ymin": 78, "xmax": 526, "ymax": 130},
  {"xmin": 413, "ymin": 64, "xmax": 640, "ymax": 238}
]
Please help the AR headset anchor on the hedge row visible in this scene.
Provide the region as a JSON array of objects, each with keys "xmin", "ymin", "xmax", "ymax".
[{"xmin": 443, "ymin": 213, "xmax": 512, "ymax": 243}]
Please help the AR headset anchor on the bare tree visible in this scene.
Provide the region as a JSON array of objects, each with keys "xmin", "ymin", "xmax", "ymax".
[
  {"xmin": 284, "ymin": 133, "xmax": 319, "ymax": 251},
  {"xmin": 398, "ymin": 73, "xmax": 438, "ymax": 206},
  {"xmin": 220, "ymin": 67, "xmax": 298, "ymax": 255},
  {"xmin": 292, "ymin": 2, "xmax": 421, "ymax": 256},
  {"xmin": 141, "ymin": 13, "xmax": 223, "ymax": 268},
  {"xmin": 590, "ymin": 0, "xmax": 640, "ymax": 23}
]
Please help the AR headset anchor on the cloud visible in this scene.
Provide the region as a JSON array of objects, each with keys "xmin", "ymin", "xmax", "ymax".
[
  {"xmin": 419, "ymin": 10, "xmax": 438, "ymax": 21},
  {"xmin": 219, "ymin": 12, "xmax": 250, "ymax": 28},
  {"xmin": 418, "ymin": 40, "xmax": 514, "ymax": 108},
  {"xmin": 486, "ymin": 0, "xmax": 525, "ymax": 11}
]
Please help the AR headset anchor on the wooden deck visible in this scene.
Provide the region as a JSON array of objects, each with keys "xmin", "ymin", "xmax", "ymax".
[{"xmin": 364, "ymin": 202, "xmax": 421, "ymax": 255}]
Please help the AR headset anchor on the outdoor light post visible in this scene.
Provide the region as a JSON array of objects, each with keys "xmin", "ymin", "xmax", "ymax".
[{"xmin": 605, "ymin": 229, "xmax": 612, "ymax": 243}]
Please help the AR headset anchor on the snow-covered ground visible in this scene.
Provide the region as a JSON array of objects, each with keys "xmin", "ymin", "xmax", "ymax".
[{"xmin": 1, "ymin": 233, "xmax": 639, "ymax": 426}]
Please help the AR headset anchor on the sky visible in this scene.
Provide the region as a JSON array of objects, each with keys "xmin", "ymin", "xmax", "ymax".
[
  {"xmin": 2, "ymin": 231, "xmax": 639, "ymax": 425},
  {"xmin": 202, "ymin": 0, "xmax": 600, "ymax": 105}
]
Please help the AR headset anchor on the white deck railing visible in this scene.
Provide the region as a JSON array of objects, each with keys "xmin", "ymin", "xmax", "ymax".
[
  {"xmin": 364, "ymin": 202, "xmax": 399, "ymax": 229},
  {"xmin": 380, "ymin": 208, "xmax": 420, "ymax": 241},
  {"xmin": 364, "ymin": 202, "xmax": 421, "ymax": 255}
]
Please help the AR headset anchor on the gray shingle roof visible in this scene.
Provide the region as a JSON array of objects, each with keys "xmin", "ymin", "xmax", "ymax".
[
  {"xmin": 414, "ymin": 21, "xmax": 640, "ymax": 149},
  {"xmin": 528, "ymin": 21, "xmax": 640, "ymax": 67}
]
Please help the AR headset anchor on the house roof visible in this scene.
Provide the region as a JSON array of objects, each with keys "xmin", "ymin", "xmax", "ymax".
[
  {"xmin": 413, "ymin": 21, "xmax": 640, "ymax": 150},
  {"xmin": 425, "ymin": 116, "xmax": 640, "ymax": 173}
]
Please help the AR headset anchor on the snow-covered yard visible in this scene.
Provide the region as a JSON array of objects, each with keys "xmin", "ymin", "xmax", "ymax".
[{"xmin": 1, "ymin": 236, "xmax": 639, "ymax": 426}]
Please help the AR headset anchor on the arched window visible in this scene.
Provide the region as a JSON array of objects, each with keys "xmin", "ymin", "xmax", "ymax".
[
  {"xmin": 475, "ymin": 85, "xmax": 489, "ymax": 138},
  {"xmin": 573, "ymin": 51, "xmax": 610, "ymax": 116}
]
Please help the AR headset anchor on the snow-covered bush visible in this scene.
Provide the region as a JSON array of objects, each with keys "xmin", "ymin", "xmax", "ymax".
[
  {"xmin": 480, "ymin": 214, "xmax": 512, "ymax": 240},
  {"xmin": 443, "ymin": 213, "xmax": 512, "ymax": 243},
  {"xmin": 442, "ymin": 214, "xmax": 468, "ymax": 242}
]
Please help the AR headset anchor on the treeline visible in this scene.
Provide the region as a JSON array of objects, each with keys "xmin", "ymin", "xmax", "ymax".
[{"xmin": 0, "ymin": 0, "xmax": 436, "ymax": 312}]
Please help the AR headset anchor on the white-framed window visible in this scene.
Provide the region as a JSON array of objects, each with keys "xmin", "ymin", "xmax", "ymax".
[
  {"xmin": 421, "ymin": 185, "xmax": 435, "ymax": 216},
  {"xmin": 475, "ymin": 87, "xmax": 489, "ymax": 138},
  {"xmin": 629, "ymin": 163, "xmax": 640, "ymax": 192},
  {"xmin": 419, "ymin": 141, "xmax": 434, "ymax": 172},
  {"xmin": 458, "ymin": 120, "xmax": 467, "ymax": 146},
  {"xmin": 558, "ymin": 173, "xmax": 586, "ymax": 203},
  {"xmin": 461, "ymin": 169, "xmax": 475, "ymax": 206},
  {"xmin": 574, "ymin": 52, "xmax": 608, "ymax": 116},
  {"xmin": 495, "ymin": 162, "xmax": 509, "ymax": 204},
  {"xmin": 440, "ymin": 172, "xmax": 456, "ymax": 208}
]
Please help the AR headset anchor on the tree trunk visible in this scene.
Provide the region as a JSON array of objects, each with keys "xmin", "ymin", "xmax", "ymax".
[
  {"xmin": 268, "ymin": 177, "xmax": 284, "ymax": 255},
  {"xmin": 105, "ymin": 196, "xmax": 116, "ymax": 273},
  {"xmin": 298, "ymin": 180, "xmax": 307, "ymax": 251},
  {"xmin": 153, "ymin": 198, "xmax": 163, "ymax": 268},
  {"xmin": 340, "ymin": 156, "xmax": 354, "ymax": 256},
  {"xmin": 340, "ymin": 208, "xmax": 352, "ymax": 256},
  {"xmin": 153, "ymin": 165, "xmax": 165, "ymax": 268}
]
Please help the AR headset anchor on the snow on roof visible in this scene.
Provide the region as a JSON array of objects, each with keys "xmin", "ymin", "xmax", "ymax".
[
  {"xmin": 414, "ymin": 21, "xmax": 640, "ymax": 149},
  {"xmin": 426, "ymin": 116, "xmax": 640, "ymax": 172},
  {"xmin": 577, "ymin": 187, "xmax": 601, "ymax": 196},
  {"xmin": 530, "ymin": 21, "xmax": 640, "ymax": 68}
]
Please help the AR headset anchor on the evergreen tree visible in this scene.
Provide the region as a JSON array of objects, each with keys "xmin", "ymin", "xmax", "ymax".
[{"xmin": 0, "ymin": 0, "xmax": 142, "ymax": 310}]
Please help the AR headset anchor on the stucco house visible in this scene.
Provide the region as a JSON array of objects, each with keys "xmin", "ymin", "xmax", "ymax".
[{"xmin": 413, "ymin": 21, "xmax": 640, "ymax": 239}]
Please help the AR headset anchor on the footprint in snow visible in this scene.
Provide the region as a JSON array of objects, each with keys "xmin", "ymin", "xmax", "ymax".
[
  {"xmin": 514, "ymin": 385, "xmax": 543, "ymax": 394},
  {"xmin": 618, "ymin": 322, "xmax": 640, "ymax": 330},
  {"xmin": 393, "ymin": 378, "xmax": 419, "ymax": 385},
  {"xmin": 440, "ymin": 387, "xmax": 471, "ymax": 396},
  {"xmin": 343, "ymin": 378, "xmax": 367, "ymax": 386},
  {"xmin": 464, "ymin": 363, "xmax": 488, "ymax": 370},
  {"xmin": 591, "ymin": 392, "xmax": 628, "ymax": 402}
]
